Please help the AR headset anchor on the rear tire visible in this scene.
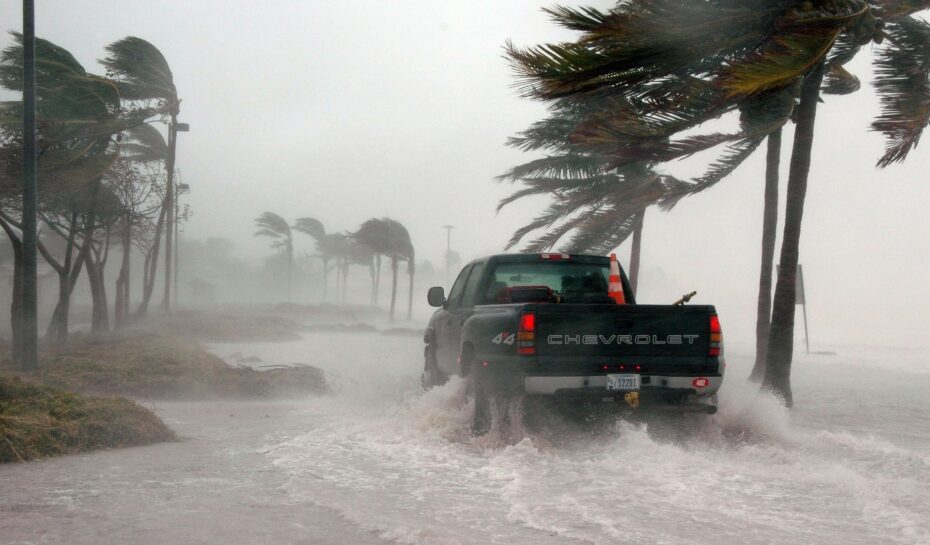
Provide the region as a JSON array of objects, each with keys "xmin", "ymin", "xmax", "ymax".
[
  {"xmin": 421, "ymin": 346, "xmax": 447, "ymax": 390},
  {"xmin": 470, "ymin": 364, "xmax": 491, "ymax": 435}
]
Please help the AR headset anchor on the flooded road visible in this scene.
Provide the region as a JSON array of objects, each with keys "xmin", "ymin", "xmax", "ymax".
[{"xmin": 2, "ymin": 332, "xmax": 928, "ymax": 545}]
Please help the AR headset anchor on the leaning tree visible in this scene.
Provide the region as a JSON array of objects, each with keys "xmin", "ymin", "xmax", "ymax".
[
  {"xmin": 505, "ymin": 0, "xmax": 930, "ymax": 404},
  {"xmin": 254, "ymin": 212, "xmax": 294, "ymax": 300},
  {"xmin": 102, "ymin": 37, "xmax": 181, "ymax": 313}
]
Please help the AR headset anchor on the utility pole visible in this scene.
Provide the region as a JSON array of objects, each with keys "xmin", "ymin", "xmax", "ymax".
[
  {"xmin": 20, "ymin": 0, "xmax": 38, "ymax": 371},
  {"xmin": 442, "ymin": 225, "xmax": 454, "ymax": 282},
  {"xmin": 174, "ymin": 182, "xmax": 189, "ymax": 307},
  {"xmin": 173, "ymin": 181, "xmax": 179, "ymax": 307}
]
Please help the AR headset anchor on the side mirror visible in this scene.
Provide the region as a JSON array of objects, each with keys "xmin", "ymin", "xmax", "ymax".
[{"xmin": 427, "ymin": 286, "xmax": 446, "ymax": 307}]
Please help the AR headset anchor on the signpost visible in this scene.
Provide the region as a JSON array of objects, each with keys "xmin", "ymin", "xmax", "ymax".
[
  {"xmin": 797, "ymin": 264, "xmax": 809, "ymax": 354},
  {"xmin": 778, "ymin": 263, "xmax": 810, "ymax": 354}
]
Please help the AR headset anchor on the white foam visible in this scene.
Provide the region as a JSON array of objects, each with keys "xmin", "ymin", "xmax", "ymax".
[{"xmin": 206, "ymin": 334, "xmax": 930, "ymax": 545}]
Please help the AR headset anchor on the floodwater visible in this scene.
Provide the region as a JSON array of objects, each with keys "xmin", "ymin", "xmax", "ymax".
[{"xmin": 2, "ymin": 331, "xmax": 928, "ymax": 545}]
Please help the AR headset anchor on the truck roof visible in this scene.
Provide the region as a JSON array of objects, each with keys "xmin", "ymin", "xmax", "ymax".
[{"xmin": 468, "ymin": 253, "xmax": 610, "ymax": 265}]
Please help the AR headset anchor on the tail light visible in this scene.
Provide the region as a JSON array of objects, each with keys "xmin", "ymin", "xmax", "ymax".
[
  {"xmin": 539, "ymin": 253, "xmax": 570, "ymax": 260},
  {"xmin": 517, "ymin": 312, "xmax": 535, "ymax": 355},
  {"xmin": 709, "ymin": 314, "xmax": 722, "ymax": 357}
]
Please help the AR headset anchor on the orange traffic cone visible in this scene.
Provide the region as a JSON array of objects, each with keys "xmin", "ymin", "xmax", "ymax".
[{"xmin": 608, "ymin": 253, "xmax": 626, "ymax": 304}]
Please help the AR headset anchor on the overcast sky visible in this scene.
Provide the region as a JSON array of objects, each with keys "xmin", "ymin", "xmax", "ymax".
[{"xmin": 1, "ymin": 1, "xmax": 928, "ymax": 348}]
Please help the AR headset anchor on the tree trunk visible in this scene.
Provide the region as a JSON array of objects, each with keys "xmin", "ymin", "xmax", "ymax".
[
  {"xmin": 135, "ymin": 202, "xmax": 167, "ymax": 318},
  {"xmin": 89, "ymin": 267, "xmax": 109, "ymax": 332},
  {"xmin": 369, "ymin": 259, "xmax": 375, "ymax": 305},
  {"xmin": 373, "ymin": 254, "xmax": 382, "ymax": 305},
  {"xmin": 286, "ymin": 242, "xmax": 293, "ymax": 302},
  {"xmin": 322, "ymin": 257, "xmax": 329, "ymax": 302},
  {"xmin": 341, "ymin": 258, "xmax": 348, "ymax": 304},
  {"xmin": 9, "ymin": 240, "xmax": 23, "ymax": 363},
  {"xmin": 763, "ymin": 63, "xmax": 825, "ymax": 406},
  {"xmin": 389, "ymin": 256, "xmax": 398, "ymax": 321},
  {"xmin": 11, "ymin": 248, "xmax": 22, "ymax": 362},
  {"xmin": 749, "ymin": 129, "xmax": 782, "ymax": 383},
  {"xmin": 87, "ymin": 231, "xmax": 111, "ymax": 333},
  {"xmin": 115, "ymin": 216, "xmax": 131, "ymax": 328},
  {"xmin": 407, "ymin": 263, "xmax": 414, "ymax": 321},
  {"xmin": 0, "ymin": 217, "xmax": 24, "ymax": 362},
  {"xmin": 47, "ymin": 272, "xmax": 68, "ymax": 344},
  {"xmin": 161, "ymin": 113, "xmax": 178, "ymax": 313},
  {"xmin": 45, "ymin": 232, "xmax": 91, "ymax": 345},
  {"xmin": 629, "ymin": 209, "xmax": 645, "ymax": 296}
]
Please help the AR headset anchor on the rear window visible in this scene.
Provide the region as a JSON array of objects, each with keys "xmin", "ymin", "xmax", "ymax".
[{"xmin": 483, "ymin": 261, "xmax": 610, "ymax": 304}]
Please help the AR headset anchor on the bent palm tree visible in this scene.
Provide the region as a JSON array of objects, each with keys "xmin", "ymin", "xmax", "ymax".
[
  {"xmin": 254, "ymin": 212, "xmax": 294, "ymax": 300},
  {"xmin": 102, "ymin": 37, "xmax": 180, "ymax": 312},
  {"xmin": 505, "ymin": 1, "xmax": 930, "ymax": 404},
  {"xmin": 293, "ymin": 217, "xmax": 332, "ymax": 299},
  {"xmin": 353, "ymin": 218, "xmax": 392, "ymax": 307},
  {"xmin": 353, "ymin": 218, "xmax": 414, "ymax": 320}
]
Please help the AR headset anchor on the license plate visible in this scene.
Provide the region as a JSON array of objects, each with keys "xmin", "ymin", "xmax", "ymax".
[{"xmin": 606, "ymin": 374, "xmax": 641, "ymax": 391}]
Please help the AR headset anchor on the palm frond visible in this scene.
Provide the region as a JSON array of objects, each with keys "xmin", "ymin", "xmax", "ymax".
[
  {"xmin": 121, "ymin": 123, "xmax": 168, "ymax": 162},
  {"xmin": 660, "ymin": 136, "xmax": 764, "ymax": 210},
  {"xmin": 871, "ymin": 17, "xmax": 930, "ymax": 166},
  {"xmin": 821, "ymin": 63, "xmax": 861, "ymax": 95},
  {"xmin": 293, "ymin": 217, "xmax": 326, "ymax": 240},
  {"xmin": 101, "ymin": 36, "xmax": 177, "ymax": 106},
  {"xmin": 497, "ymin": 153, "xmax": 605, "ymax": 182},
  {"xmin": 254, "ymin": 212, "xmax": 291, "ymax": 238}
]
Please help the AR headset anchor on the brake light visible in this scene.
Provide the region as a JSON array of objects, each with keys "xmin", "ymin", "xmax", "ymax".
[
  {"xmin": 539, "ymin": 253, "xmax": 570, "ymax": 260},
  {"xmin": 517, "ymin": 311, "xmax": 535, "ymax": 355},
  {"xmin": 709, "ymin": 314, "xmax": 722, "ymax": 357}
]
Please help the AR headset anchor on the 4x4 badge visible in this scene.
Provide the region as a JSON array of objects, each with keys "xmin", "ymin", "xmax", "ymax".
[{"xmin": 492, "ymin": 332, "xmax": 515, "ymax": 345}]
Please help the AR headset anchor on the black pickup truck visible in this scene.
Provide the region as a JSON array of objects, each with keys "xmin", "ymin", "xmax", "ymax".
[{"xmin": 423, "ymin": 253, "xmax": 724, "ymax": 431}]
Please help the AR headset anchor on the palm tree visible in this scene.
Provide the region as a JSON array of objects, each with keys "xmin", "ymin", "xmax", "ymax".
[
  {"xmin": 506, "ymin": 1, "xmax": 930, "ymax": 404},
  {"xmin": 292, "ymin": 217, "xmax": 331, "ymax": 299},
  {"xmin": 101, "ymin": 37, "xmax": 181, "ymax": 313},
  {"xmin": 342, "ymin": 236, "xmax": 376, "ymax": 304},
  {"xmin": 353, "ymin": 218, "xmax": 392, "ymax": 307},
  {"xmin": 254, "ymin": 212, "xmax": 294, "ymax": 300},
  {"xmin": 353, "ymin": 218, "xmax": 415, "ymax": 320}
]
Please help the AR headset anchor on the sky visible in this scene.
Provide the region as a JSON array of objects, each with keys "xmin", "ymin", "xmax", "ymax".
[{"xmin": 1, "ymin": 1, "xmax": 928, "ymax": 348}]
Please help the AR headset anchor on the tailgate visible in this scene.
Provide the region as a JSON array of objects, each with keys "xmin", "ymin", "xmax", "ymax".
[{"xmin": 532, "ymin": 304, "xmax": 716, "ymax": 374}]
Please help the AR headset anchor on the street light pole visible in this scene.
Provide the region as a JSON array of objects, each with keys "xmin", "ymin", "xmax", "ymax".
[
  {"xmin": 173, "ymin": 179, "xmax": 179, "ymax": 307},
  {"xmin": 20, "ymin": 0, "xmax": 38, "ymax": 371},
  {"xmin": 173, "ymin": 181, "xmax": 189, "ymax": 308},
  {"xmin": 161, "ymin": 120, "xmax": 188, "ymax": 313}
]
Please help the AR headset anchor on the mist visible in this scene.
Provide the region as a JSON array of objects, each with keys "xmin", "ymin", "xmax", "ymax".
[{"xmin": 0, "ymin": 2, "xmax": 928, "ymax": 545}]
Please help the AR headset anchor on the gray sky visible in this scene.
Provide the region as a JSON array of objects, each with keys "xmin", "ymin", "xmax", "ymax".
[{"xmin": 2, "ymin": 1, "xmax": 928, "ymax": 347}]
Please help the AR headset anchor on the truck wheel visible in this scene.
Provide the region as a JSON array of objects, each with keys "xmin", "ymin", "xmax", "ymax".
[
  {"xmin": 470, "ymin": 365, "xmax": 491, "ymax": 435},
  {"xmin": 421, "ymin": 346, "xmax": 447, "ymax": 390}
]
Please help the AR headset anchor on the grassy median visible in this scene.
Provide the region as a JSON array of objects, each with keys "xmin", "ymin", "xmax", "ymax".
[
  {"xmin": 0, "ymin": 331, "xmax": 328, "ymax": 463},
  {"xmin": 5, "ymin": 333, "xmax": 329, "ymax": 400},
  {"xmin": 0, "ymin": 375, "xmax": 174, "ymax": 463}
]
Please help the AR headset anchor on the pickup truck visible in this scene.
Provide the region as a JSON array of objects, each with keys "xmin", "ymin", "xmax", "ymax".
[{"xmin": 423, "ymin": 253, "xmax": 724, "ymax": 432}]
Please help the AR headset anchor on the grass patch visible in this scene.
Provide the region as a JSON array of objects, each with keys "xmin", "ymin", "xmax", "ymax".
[
  {"xmin": 1, "ymin": 333, "xmax": 328, "ymax": 400},
  {"xmin": 0, "ymin": 375, "xmax": 174, "ymax": 463}
]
